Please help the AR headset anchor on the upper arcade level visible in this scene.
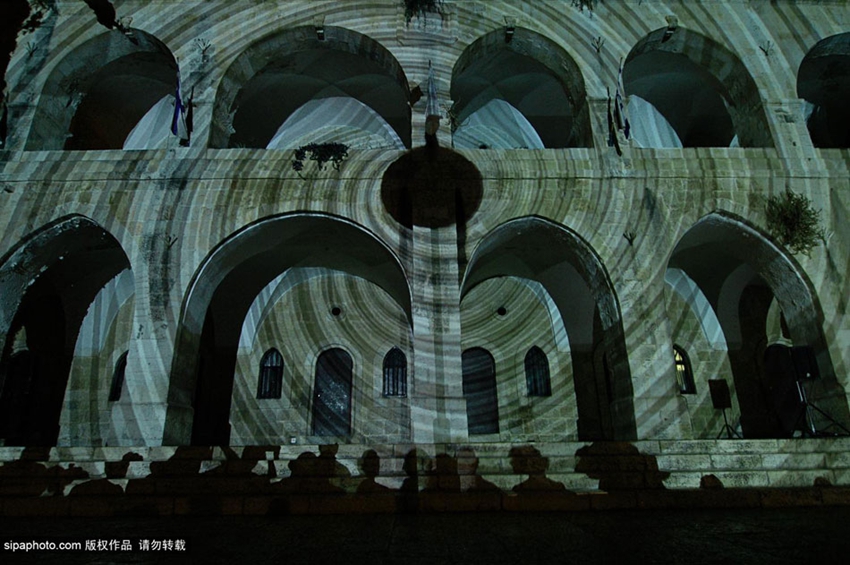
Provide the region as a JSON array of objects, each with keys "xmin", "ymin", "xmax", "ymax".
[{"xmin": 0, "ymin": 0, "xmax": 846, "ymax": 167}]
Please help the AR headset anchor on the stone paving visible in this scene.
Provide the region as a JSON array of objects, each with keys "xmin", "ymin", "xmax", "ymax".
[{"xmin": 2, "ymin": 507, "xmax": 850, "ymax": 564}]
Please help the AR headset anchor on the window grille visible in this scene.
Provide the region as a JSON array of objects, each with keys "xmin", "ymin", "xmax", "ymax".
[
  {"xmin": 383, "ymin": 347, "xmax": 407, "ymax": 397},
  {"xmin": 257, "ymin": 348, "xmax": 283, "ymax": 399}
]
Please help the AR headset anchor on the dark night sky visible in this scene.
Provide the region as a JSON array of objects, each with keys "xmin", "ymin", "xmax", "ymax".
[{"xmin": 0, "ymin": 0, "xmax": 30, "ymax": 108}]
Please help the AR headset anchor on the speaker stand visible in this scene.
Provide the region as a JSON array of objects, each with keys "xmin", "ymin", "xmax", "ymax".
[
  {"xmin": 716, "ymin": 408, "xmax": 741, "ymax": 439},
  {"xmin": 793, "ymin": 381, "xmax": 850, "ymax": 437}
]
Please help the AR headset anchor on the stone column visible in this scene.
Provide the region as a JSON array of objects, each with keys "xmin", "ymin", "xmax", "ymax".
[{"xmin": 409, "ymin": 225, "xmax": 468, "ymax": 443}]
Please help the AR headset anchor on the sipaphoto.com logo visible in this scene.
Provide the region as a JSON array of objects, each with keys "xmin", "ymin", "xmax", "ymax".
[{"xmin": 3, "ymin": 540, "xmax": 82, "ymax": 552}]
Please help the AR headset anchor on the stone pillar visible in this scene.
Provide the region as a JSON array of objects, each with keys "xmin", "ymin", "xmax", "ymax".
[
  {"xmin": 620, "ymin": 272, "xmax": 694, "ymax": 440},
  {"xmin": 409, "ymin": 225, "xmax": 468, "ymax": 443}
]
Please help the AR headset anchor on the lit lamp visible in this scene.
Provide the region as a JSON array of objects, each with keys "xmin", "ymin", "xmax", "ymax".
[{"xmin": 314, "ymin": 16, "xmax": 325, "ymax": 41}]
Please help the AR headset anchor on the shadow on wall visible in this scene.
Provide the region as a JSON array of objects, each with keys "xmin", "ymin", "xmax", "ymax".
[{"xmin": 0, "ymin": 442, "xmax": 680, "ymax": 515}]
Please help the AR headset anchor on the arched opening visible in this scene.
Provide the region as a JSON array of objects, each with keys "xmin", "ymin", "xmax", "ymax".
[
  {"xmin": 228, "ymin": 267, "xmax": 412, "ymax": 445},
  {"xmin": 798, "ymin": 33, "xmax": 850, "ymax": 148},
  {"xmin": 673, "ymin": 345, "xmax": 696, "ymax": 395},
  {"xmin": 624, "ymin": 27, "xmax": 772, "ymax": 148},
  {"xmin": 166, "ymin": 213, "xmax": 412, "ymax": 445},
  {"xmin": 383, "ymin": 347, "xmax": 407, "ymax": 397},
  {"xmin": 211, "ymin": 26, "xmax": 411, "ymax": 149},
  {"xmin": 0, "ymin": 216, "xmax": 131, "ymax": 446},
  {"xmin": 257, "ymin": 348, "xmax": 283, "ymax": 399},
  {"xmin": 664, "ymin": 267, "xmax": 738, "ymax": 437},
  {"xmin": 312, "ymin": 348, "xmax": 353, "ymax": 437},
  {"xmin": 667, "ymin": 212, "xmax": 849, "ymax": 438},
  {"xmin": 109, "ymin": 351, "xmax": 129, "ymax": 402},
  {"xmin": 462, "ymin": 347, "xmax": 499, "ymax": 435},
  {"xmin": 525, "ymin": 346, "xmax": 552, "ymax": 397},
  {"xmin": 451, "ymin": 28, "xmax": 593, "ymax": 149},
  {"xmin": 462, "ymin": 217, "xmax": 635, "ymax": 440},
  {"xmin": 27, "ymin": 30, "xmax": 178, "ymax": 150}
]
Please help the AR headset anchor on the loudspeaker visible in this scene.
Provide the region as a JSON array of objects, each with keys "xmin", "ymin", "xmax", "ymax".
[
  {"xmin": 791, "ymin": 346, "xmax": 819, "ymax": 380},
  {"xmin": 709, "ymin": 379, "xmax": 731, "ymax": 410}
]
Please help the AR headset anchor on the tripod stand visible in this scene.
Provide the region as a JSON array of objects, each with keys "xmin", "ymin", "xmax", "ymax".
[
  {"xmin": 793, "ymin": 380, "xmax": 850, "ymax": 437},
  {"xmin": 716, "ymin": 407, "xmax": 742, "ymax": 439},
  {"xmin": 710, "ymin": 379, "xmax": 741, "ymax": 439}
]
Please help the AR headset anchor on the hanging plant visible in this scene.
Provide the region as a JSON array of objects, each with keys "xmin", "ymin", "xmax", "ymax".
[
  {"xmin": 765, "ymin": 189, "xmax": 825, "ymax": 255},
  {"xmin": 403, "ymin": 0, "xmax": 443, "ymax": 26},
  {"xmin": 291, "ymin": 142, "xmax": 349, "ymax": 174}
]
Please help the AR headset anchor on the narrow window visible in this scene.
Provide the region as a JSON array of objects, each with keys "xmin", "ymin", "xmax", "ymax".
[
  {"xmin": 383, "ymin": 347, "xmax": 407, "ymax": 397},
  {"xmin": 524, "ymin": 346, "xmax": 552, "ymax": 397},
  {"xmin": 109, "ymin": 351, "xmax": 128, "ymax": 401},
  {"xmin": 257, "ymin": 348, "xmax": 283, "ymax": 399},
  {"xmin": 674, "ymin": 345, "xmax": 696, "ymax": 394}
]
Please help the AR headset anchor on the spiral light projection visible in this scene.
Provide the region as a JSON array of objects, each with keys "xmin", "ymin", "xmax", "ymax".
[
  {"xmin": 220, "ymin": 26, "xmax": 411, "ymax": 149},
  {"xmin": 0, "ymin": 216, "xmax": 131, "ymax": 446},
  {"xmin": 668, "ymin": 213, "xmax": 848, "ymax": 438},
  {"xmin": 798, "ymin": 32, "xmax": 850, "ymax": 148},
  {"xmin": 267, "ymin": 97, "xmax": 405, "ymax": 150},
  {"xmin": 24, "ymin": 29, "xmax": 178, "ymax": 151},
  {"xmin": 460, "ymin": 277, "xmax": 576, "ymax": 442},
  {"xmin": 623, "ymin": 27, "xmax": 773, "ymax": 148},
  {"xmin": 0, "ymin": 0, "xmax": 848, "ymax": 450},
  {"xmin": 664, "ymin": 269, "xmax": 740, "ymax": 439},
  {"xmin": 462, "ymin": 217, "xmax": 635, "ymax": 441},
  {"xmin": 169, "ymin": 214, "xmax": 412, "ymax": 446},
  {"xmin": 229, "ymin": 269, "xmax": 412, "ymax": 445},
  {"xmin": 451, "ymin": 27, "xmax": 593, "ymax": 149},
  {"xmin": 453, "ymin": 99, "xmax": 544, "ymax": 150},
  {"xmin": 59, "ymin": 269, "xmax": 135, "ymax": 446}
]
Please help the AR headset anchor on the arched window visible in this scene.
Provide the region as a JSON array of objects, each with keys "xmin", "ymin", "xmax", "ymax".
[
  {"xmin": 257, "ymin": 348, "xmax": 283, "ymax": 399},
  {"xmin": 312, "ymin": 348, "xmax": 353, "ymax": 436},
  {"xmin": 108, "ymin": 351, "xmax": 129, "ymax": 402},
  {"xmin": 524, "ymin": 346, "xmax": 551, "ymax": 396},
  {"xmin": 674, "ymin": 345, "xmax": 696, "ymax": 394},
  {"xmin": 462, "ymin": 347, "xmax": 499, "ymax": 434},
  {"xmin": 383, "ymin": 347, "xmax": 407, "ymax": 397}
]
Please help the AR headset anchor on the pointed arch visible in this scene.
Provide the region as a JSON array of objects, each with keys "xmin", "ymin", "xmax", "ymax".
[
  {"xmin": 0, "ymin": 216, "xmax": 132, "ymax": 445},
  {"xmin": 312, "ymin": 347, "xmax": 353, "ymax": 437},
  {"xmin": 382, "ymin": 347, "xmax": 407, "ymax": 397},
  {"xmin": 798, "ymin": 32, "xmax": 850, "ymax": 148},
  {"xmin": 26, "ymin": 30, "xmax": 178, "ymax": 150},
  {"xmin": 452, "ymin": 27, "xmax": 593, "ymax": 148},
  {"xmin": 462, "ymin": 347, "xmax": 499, "ymax": 435},
  {"xmin": 462, "ymin": 216, "xmax": 634, "ymax": 440},
  {"xmin": 166, "ymin": 212, "xmax": 411, "ymax": 445},
  {"xmin": 210, "ymin": 26, "xmax": 411, "ymax": 148},
  {"xmin": 524, "ymin": 346, "xmax": 552, "ymax": 397},
  {"xmin": 257, "ymin": 348, "xmax": 283, "ymax": 399},
  {"xmin": 624, "ymin": 27, "xmax": 773, "ymax": 148},
  {"xmin": 668, "ymin": 211, "xmax": 849, "ymax": 437}
]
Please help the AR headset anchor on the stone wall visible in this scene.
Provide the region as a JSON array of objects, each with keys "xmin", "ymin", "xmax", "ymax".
[{"xmin": 0, "ymin": 1, "xmax": 847, "ymax": 447}]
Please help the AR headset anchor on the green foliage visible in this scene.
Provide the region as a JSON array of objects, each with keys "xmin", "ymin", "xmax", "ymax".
[
  {"xmin": 403, "ymin": 0, "xmax": 442, "ymax": 25},
  {"xmin": 292, "ymin": 142, "xmax": 349, "ymax": 173},
  {"xmin": 765, "ymin": 189, "xmax": 825, "ymax": 255}
]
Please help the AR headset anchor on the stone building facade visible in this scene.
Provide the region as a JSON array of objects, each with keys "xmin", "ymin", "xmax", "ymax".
[{"xmin": 0, "ymin": 0, "xmax": 848, "ymax": 456}]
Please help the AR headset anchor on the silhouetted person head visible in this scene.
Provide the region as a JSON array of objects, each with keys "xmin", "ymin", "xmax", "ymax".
[{"xmin": 360, "ymin": 449, "xmax": 381, "ymax": 479}]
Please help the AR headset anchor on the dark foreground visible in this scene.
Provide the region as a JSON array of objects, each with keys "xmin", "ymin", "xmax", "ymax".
[{"xmin": 2, "ymin": 507, "xmax": 849, "ymax": 564}]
